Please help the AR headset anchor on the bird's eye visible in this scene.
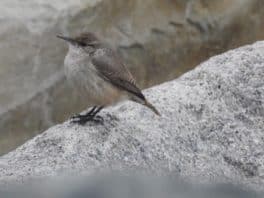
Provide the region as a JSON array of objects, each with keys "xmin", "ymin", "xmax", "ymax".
[
  {"xmin": 79, "ymin": 42, "xmax": 96, "ymax": 48},
  {"xmin": 87, "ymin": 43, "xmax": 96, "ymax": 47},
  {"xmin": 79, "ymin": 42, "xmax": 87, "ymax": 47}
]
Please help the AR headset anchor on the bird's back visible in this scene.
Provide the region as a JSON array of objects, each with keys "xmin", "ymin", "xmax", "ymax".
[{"xmin": 91, "ymin": 47, "xmax": 145, "ymax": 101}]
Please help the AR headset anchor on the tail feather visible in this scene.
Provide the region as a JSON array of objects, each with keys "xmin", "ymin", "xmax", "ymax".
[{"xmin": 144, "ymin": 100, "xmax": 161, "ymax": 116}]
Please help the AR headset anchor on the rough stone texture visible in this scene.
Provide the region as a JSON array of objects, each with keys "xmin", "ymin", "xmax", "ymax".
[
  {"xmin": 0, "ymin": 0, "xmax": 264, "ymax": 155},
  {"xmin": 0, "ymin": 42, "xmax": 263, "ymax": 190}
]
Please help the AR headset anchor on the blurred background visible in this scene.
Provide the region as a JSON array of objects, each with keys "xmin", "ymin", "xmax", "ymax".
[
  {"xmin": 0, "ymin": 0, "xmax": 263, "ymax": 155},
  {"xmin": 1, "ymin": 174, "xmax": 261, "ymax": 198}
]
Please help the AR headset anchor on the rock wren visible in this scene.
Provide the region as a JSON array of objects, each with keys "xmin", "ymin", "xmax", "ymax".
[{"xmin": 57, "ymin": 32, "xmax": 160, "ymax": 124}]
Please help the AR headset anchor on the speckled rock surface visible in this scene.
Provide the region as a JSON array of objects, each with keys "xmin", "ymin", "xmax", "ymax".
[
  {"xmin": 1, "ymin": 0, "xmax": 264, "ymax": 155},
  {"xmin": 0, "ymin": 41, "xmax": 263, "ymax": 190}
]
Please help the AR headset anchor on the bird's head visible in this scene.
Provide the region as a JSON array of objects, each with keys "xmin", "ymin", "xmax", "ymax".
[{"xmin": 57, "ymin": 32, "xmax": 100, "ymax": 51}]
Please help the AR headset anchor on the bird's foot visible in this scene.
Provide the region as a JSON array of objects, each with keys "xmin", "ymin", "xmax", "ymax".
[
  {"xmin": 71, "ymin": 116, "xmax": 90, "ymax": 125},
  {"xmin": 71, "ymin": 114, "xmax": 86, "ymax": 120},
  {"xmin": 70, "ymin": 106, "xmax": 104, "ymax": 125},
  {"xmin": 71, "ymin": 114, "xmax": 104, "ymax": 125},
  {"xmin": 92, "ymin": 115, "xmax": 104, "ymax": 123}
]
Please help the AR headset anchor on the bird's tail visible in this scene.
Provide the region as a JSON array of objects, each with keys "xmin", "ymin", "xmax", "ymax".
[{"xmin": 144, "ymin": 100, "xmax": 161, "ymax": 116}]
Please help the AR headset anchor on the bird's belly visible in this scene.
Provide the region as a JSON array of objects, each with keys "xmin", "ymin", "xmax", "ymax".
[{"xmin": 65, "ymin": 63, "xmax": 125, "ymax": 106}]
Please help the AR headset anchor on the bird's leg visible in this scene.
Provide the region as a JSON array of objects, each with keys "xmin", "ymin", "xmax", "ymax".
[
  {"xmin": 84, "ymin": 106, "xmax": 98, "ymax": 117},
  {"xmin": 72, "ymin": 106, "xmax": 104, "ymax": 125},
  {"xmin": 90, "ymin": 106, "xmax": 104, "ymax": 122},
  {"xmin": 71, "ymin": 106, "xmax": 97, "ymax": 119}
]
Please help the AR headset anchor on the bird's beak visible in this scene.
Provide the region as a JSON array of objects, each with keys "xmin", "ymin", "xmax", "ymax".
[{"xmin": 56, "ymin": 35, "xmax": 77, "ymax": 44}]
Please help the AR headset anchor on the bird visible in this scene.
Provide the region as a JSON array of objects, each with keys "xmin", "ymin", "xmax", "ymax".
[{"xmin": 57, "ymin": 32, "xmax": 160, "ymax": 124}]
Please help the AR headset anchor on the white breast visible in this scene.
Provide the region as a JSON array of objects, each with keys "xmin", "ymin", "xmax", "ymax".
[{"xmin": 64, "ymin": 45, "xmax": 125, "ymax": 106}]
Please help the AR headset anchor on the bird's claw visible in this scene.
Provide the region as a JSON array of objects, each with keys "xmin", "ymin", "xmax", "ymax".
[
  {"xmin": 71, "ymin": 114, "xmax": 80, "ymax": 119},
  {"xmin": 70, "ymin": 106, "xmax": 104, "ymax": 125},
  {"xmin": 71, "ymin": 115, "xmax": 104, "ymax": 125},
  {"xmin": 92, "ymin": 115, "xmax": 104, "ymax": 123}
]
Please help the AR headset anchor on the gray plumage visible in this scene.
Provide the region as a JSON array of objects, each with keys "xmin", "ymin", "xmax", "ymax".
[
  {"xmin": 92, "ymin": 48, "xmax": 145, "ymax": 100},
  {"xmin": 58, "ymin": 32, "xmax": 160, "ymax": 122}
]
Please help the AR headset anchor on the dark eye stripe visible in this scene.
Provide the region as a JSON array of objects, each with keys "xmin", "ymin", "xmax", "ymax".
[{"xmin": 79, "ymin": 42, "xmax": 87, "ymax": 47}]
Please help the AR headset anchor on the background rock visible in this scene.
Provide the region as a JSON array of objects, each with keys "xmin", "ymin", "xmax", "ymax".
[
  {"xmin": 0, "ymin": 42, "xmax": 263, "ymax": 190},
  {"xmin": 0, "ymin": 0, "xmax": 264, "ymax": 155}
]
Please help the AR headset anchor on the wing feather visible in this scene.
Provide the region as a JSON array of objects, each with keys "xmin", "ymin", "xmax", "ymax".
[{"xmin": 91, "ymin": 48, "xmax": 145, "ymax": 100}]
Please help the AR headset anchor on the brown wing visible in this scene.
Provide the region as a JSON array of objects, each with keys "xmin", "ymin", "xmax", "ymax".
[{"xmin": 91, "ymin": 48, "xmax": 145, "ymax": 100}]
